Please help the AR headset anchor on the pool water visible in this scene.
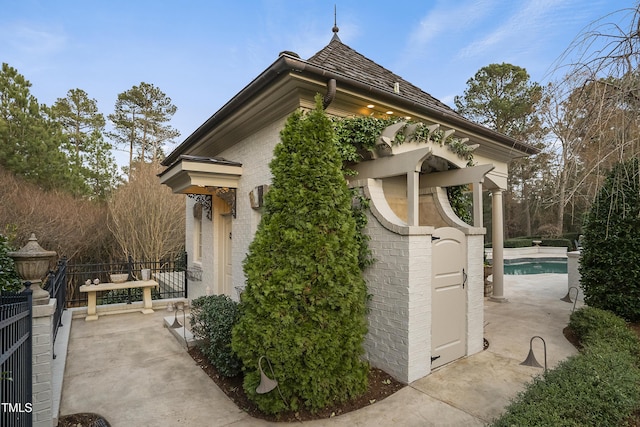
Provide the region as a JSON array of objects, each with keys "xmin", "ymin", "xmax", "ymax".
[{"xmin": 503, "ymin": 259, "xmax": 568, "ymax": 275}]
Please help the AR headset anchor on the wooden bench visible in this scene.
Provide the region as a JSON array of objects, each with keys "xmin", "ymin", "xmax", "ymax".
[{"xmin": 79, "ymin": 280, "xmax": 159, "ymax": 321}]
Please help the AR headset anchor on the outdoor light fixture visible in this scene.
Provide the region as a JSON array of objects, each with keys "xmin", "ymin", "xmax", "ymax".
[
  {"xmin": 256, "ymin": 356, "xmax": 289, "ymax": 407},
  {"xmin": 367, "ymin": 104, "xmax": 375, "ymax": 108},
  {"xmin": 256, "ymin": 356, "xmax": 278, "ymax": 394},
  {"xmin": 520, "ymin": 335, "xmax": 547, "ymax": 371},
  {"xmin": 561, "ymin": 286, "xmax": 579, "ymax": 312},
  {"xmin": 170, "ymin": 301, "xmax": 186, "ymax": 328}
]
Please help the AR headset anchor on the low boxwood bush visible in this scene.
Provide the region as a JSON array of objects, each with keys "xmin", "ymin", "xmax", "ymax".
[
  {"xmin": 492, "ymin": 348, "xmax": 640, "ymax": 426},
  {"xmin": 539, "ymin": 238, "xmax": 571, "ymax": 248},
  {"xmin": 190, "ymin": 294, "xmax": 241, "ymax": 377},
  {"xmin": 492, "ymin": 307, "xmax": 640, "ymax": 426},
  {"xmin": 503, "ymin": 238, "xmax": 533, "ymax": 248},
  {"xmin": 570, "ymin": 306, "xmax": 640, "ymax": 361}
]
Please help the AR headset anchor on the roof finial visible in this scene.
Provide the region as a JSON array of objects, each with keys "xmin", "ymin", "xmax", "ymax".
[{"xmin": 331, "ymin": 5, "xmax": 341, "ymax": 42}]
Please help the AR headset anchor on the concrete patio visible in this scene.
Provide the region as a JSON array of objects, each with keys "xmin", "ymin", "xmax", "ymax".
[{"xmin": 58, "ymin": 273, "xmax": 581, "ymax": 426}]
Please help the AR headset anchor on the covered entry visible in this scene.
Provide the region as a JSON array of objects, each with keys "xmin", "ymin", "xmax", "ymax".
[{"xmin": 159, "ymin": 155, "xmax": 242, "ymax": 299}]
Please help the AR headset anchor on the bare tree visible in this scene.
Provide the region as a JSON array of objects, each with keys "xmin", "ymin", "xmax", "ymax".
[
  {"xmin": 107, "ymin": 161, "xmax": 185, "ymax": 261},
  {"xmin": 546, "ymin": 3, "xmax": 640, "ymax": 232}
]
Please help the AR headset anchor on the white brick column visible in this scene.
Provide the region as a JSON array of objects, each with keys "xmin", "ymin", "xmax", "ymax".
[{"xmin": 32, "ymin": 299, "xmax": 56, "ymax": 427}]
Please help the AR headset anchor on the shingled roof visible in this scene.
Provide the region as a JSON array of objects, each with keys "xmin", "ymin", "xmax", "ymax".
[
  {"xmin": 307, "ymin": 37, "xmax": 456, "ymax": 116},
  {"xmin": 163, "ymin": 32, "xmax": 538, "ymax": 167}
]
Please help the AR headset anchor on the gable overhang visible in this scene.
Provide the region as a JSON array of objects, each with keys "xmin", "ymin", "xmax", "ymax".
[
  {"xmin": 158, "ymin": 155, "xmax": 242, "ymax": 194},
  {"xmin": 163, "ymin": 53, "xmax": 539, "ymax": 168}
]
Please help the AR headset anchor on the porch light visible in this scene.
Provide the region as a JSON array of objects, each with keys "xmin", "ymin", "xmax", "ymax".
[
  {"xmin": 386, "ymin": 111, "xmax": 394, "ymax": 115},
  {"xmin": 520, "ymin": 336, "xmax": 547, "ymax": 371},
  {"xmin": 367, "ymin": 104, "xmax": 375, "ymax": 108}
]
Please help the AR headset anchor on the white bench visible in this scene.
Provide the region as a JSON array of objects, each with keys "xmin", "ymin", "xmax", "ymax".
[{"xmin": 79, "ymin": 280, "xmax": 159, "ymax": 321}]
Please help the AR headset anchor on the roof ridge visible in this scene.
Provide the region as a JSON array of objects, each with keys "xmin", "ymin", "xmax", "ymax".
[{"xmin": 307, "ymin": 38, "xmax": 455, "ymax": 114}]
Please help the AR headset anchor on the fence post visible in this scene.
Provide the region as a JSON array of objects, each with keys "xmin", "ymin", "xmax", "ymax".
[{"xmin": 183, "ymin": 251, "xmax": 188, "ymax": 299}]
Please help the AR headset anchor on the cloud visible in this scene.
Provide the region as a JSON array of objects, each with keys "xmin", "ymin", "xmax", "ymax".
[
  {"xmin": 1, "ymin": 23, "xmax": 66, "ymax": 56},
  {"xmin": 408, "ymin": 0, "xmax": 496, "ymax": 49},
  {"xmin": 456, "ymin": 0, "xmax": 584, "ymax": 60}
]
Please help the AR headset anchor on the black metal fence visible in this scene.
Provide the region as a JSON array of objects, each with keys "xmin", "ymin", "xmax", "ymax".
[
  {"xmin": 0, "ymin": 288, "xmax": 33, "ymax": 427},
  {"xmin": 42, "ymin": 258, "xmax": 67, "ymax": 355},
  {"xmin": 66, "ymin": 252, "xmax": 187, "ymax": 307}
]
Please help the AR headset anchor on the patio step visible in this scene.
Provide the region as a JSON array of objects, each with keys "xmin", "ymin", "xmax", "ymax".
[{"xmin": 163, "ymin": 314, "xmax": 198, "ymax": 349}]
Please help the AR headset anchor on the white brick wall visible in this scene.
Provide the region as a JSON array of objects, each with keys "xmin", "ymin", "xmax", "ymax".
[{"xmin": 32, "ymin": 300, "xmax": 56, "ymax": 427}]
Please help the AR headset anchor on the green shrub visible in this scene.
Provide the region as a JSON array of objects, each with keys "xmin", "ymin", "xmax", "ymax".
[
  {"xmin": 492, "ymin": 307, "xmax": 640, "ymax": 426},
  {"xmin": 580, "ymin": 158, "xmax": 640, "ymax": 321},
  {"xmin": 492, "ymin": 348, "xmax": 640, "ymax": 426},
  {"xmin": 190, "ymin": 294, "xmax": 241, "ymax": 377},
  {"xmin": 232, "ymin": 96, "xmax": 369, "ymax": 414},
  {"xmin": 0, "ymin": 234, "xmax": 22, "ymax": 293},
  {"xmin": 539, "ymin": 238, "xmax": 571, "ymax": 248},
  {"xmin": 503, "ymin": 238, "xmax": 533, "ymax": 248},
  {"xmin": 570, "ymin": 307, "xmax": 640, "ymax": 361}
]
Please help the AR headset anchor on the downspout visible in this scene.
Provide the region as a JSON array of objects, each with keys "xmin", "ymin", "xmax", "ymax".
[{"xmin": 323, "ymin": 78, "xmax": 336, "ymax": 109}]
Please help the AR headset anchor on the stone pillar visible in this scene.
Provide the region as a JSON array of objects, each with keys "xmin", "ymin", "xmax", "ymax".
[
  {"xmin": 490, "ymin": 189, "xmax": 506, "ymax": 302},
  {"xmin": 32, "ymin": 299, "xmax": 56, "ymax": 427}
]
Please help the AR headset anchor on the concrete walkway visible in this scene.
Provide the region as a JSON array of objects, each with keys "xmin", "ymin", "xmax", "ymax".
[{"xmin": 59, "ymin": 274, "xmax": 581, "ymax": 426}]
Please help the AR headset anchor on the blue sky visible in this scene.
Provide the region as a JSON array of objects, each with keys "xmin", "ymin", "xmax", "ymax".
[{"xmin": 1, "ymin": 0, "xmax": 634, "ymax": 165}]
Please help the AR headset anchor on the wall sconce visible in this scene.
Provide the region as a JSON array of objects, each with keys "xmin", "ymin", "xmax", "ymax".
[
  {"xmin": 249, "ymin": 185, "xmax": 269, "ymax": 209},
  {"xmin": 520, "ymin": 335, "xmax": 547, "ymax": 371}
]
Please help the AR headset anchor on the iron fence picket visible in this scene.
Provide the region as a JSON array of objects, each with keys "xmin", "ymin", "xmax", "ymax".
[
  {"xmin": 0, "ymin": 287, "xmax": 33, "ymax": 427},
  {"xmin": 65, "ymin": 252, "xmax": 187, "ymax": 308}
]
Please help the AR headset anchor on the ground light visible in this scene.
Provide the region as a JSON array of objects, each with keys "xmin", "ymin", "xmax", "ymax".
[
  {"xmin": 256, "ymin": 356, "xmax": 289, "ymax": 406},
  {"xmin": 520, "ymin": 336, "xmax": 547, "ymax": 371},
  {"xmin": 560, "ymin": 286, "xmax": 579, "ymax": 312}
]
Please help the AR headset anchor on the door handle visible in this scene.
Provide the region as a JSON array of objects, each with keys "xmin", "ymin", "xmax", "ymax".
[{"xmin": 462, "ymin": 268, "xmax": 467, "ymax": 289}]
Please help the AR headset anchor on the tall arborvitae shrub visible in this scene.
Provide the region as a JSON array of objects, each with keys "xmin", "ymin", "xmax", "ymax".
[
  {"xmin": 232, "ymin": 95, "xmax": 369, "ymax": 414},
  {"xmin": 580, "ymin": 158, "xmax": 640, "ymax": 321}
]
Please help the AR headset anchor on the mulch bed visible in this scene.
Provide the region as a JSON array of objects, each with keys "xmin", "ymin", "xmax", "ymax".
[{"xmin": 188, "ymin": 346, "xmax": 405, "ymax": 422}]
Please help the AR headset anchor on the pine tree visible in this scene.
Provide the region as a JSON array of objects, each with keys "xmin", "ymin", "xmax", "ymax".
[
  {"xmin": 232, "ymin": 95, "xmax": 369, "ymax": 414},
  {"xmin": 107, "ymin": 82, "xmax": 180, "ymax": 174},
  {"xmin": 53, "ymin": 89, "xmax": 119, "ymax": 199},
  {"xmin": 0, "ymin": 63, "xmax": 87, "ymax": 195}
]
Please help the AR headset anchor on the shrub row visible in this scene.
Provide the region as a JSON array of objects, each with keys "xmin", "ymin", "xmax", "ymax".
[
  {"xmin": 485, "ymin": 237, "xmax": 572, "ymax": 249},
  {"xmin": 491, "ymin": 307, "xmax": 640, "ymax": 426}
]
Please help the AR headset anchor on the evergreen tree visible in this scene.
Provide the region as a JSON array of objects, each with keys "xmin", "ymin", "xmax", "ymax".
[
  {"xmin": 580, "ymin": 158, "xmax": 640, "ymax": 321},
  {"xmin": 107, "ymin": 82, "xmax": 180, "ymax": 174},
  {"xmin": 53, "ymin": 89, "xmax": 118, "ymax": 199},
  {"xmin": 0, "ymin": 63, "xmax": 86, "ymax": 194},
  {"xmin": 232, "ymin": 96, "xmax": 369, "ymax": 414}
]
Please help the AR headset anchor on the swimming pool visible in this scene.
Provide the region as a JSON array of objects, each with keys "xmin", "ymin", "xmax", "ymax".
[{"xmin": 503, "ymin": 258, "xmax": 568, "ymax": 275}]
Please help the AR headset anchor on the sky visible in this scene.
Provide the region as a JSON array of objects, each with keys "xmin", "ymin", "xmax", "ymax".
[{"xmin": 1, "ymin": 0, "xmax": 636, "ymax": 167}]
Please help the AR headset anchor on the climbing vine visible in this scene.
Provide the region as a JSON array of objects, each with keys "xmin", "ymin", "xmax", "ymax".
[{"xmin": 332, "ymin": 116, "xmax": 475, "ymax": 224}]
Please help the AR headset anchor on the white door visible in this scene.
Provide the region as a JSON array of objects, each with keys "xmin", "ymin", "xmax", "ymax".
[
  {"xmin": 219, "ymin": 214, "xmax": 233, "ymax": 296},
  {"xmin": 431, "ymin": 227, "xmax": 467, "ymax": 369}
]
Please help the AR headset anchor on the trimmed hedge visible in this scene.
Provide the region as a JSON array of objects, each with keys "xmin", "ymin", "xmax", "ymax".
[
  {"xmin": 491, "ymin": 307, "xmax": 640, "ymax": 426},
  {"xmin": 190, "ymin": 294, "xmax": 241, "ymax": 377},
  {"xmin": 485, "ymin": 237, "xmax": 572, "ymax": 249}
]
